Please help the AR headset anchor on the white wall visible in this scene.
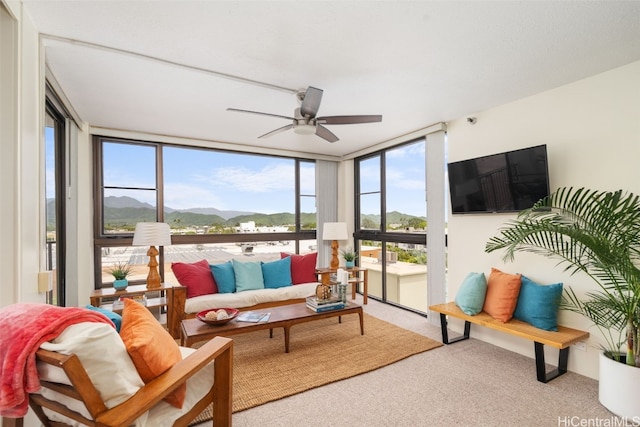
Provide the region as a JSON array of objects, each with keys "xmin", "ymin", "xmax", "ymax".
[
  {"xmin": 446, "ymin": 60, "xmax": 640, "ymax": 380},
  {"xmin": 0, "ymin": 0, "xmax": 45, "ymax": 308}
]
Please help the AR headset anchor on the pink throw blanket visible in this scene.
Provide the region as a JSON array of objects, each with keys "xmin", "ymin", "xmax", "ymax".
[{"xmin": 0, "ymin": 303, "xmax": 114, "ymax": 418}]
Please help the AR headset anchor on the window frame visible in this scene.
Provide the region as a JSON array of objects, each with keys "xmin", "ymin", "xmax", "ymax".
[
  {"xmin": 93, "ymin": 136, "xmax": 316, "ymax": 288},
  {"xmin": 353, "ymin": 137, "xmax": 427, "ymax": 310}
]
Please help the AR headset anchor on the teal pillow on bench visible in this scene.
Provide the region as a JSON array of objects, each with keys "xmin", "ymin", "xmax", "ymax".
[
  {"xmin": 454, "ymin": 272, "xmax": 487, "ymax": 315},
  {"xmin": 513, "ymin": 275, "xmax": 563, "ymax": 331}
]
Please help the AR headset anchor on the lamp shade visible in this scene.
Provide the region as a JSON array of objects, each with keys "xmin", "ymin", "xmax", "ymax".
[
  {"xmin": 322, "ymin": 222, "xmax": 348, "ymax": 241},
  {"xmin": 132, "ymin": 222, "xmax": 172, "ymax": 246}
]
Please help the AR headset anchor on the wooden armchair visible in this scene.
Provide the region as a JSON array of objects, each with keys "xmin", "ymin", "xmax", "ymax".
[{"xmin": 12, "ymin": 336, "xmax": 232, "ymax": 427}]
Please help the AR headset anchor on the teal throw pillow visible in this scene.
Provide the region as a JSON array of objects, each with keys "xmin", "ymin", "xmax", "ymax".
[
  {"xmin": 454, "ymin": 272, "xmax": 487, "ymax": 315},
  {"xmin": 85, "ymin": 304, "xmax": 122, "ymax": 332},
  {"xmin": 210, "ymin": 261, "xmax": 236, "ymax": 293},
  {"xmin": 232, "ymin": 259, "xmax": 265, "ymax": 292},
  {"xmin": 513, "ymin": 275, "xmax": 563, "ymax": 331},
  {"xmin": 261, "ymin": 257, "xmax": 293, "ymax": 289}
]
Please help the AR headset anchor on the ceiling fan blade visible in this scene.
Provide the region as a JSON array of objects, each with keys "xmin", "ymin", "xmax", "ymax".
[
  {"xmin": 258, "ymin": 124, "xmax": 294, "ymax": 139},
  {"xmin": 227, "ymin": 108, "xmax": 294, "ymax": 121},
  {"xmin": 300, "ymin": 86, "xmax": 323, "ymax": 118},
  {"xmin": 317, "ymin": 115, "xmax": 383, "ymax": 125},
  {"xmin": 315, "ymin": 124, "xmax": 339, "ymax": 143}
]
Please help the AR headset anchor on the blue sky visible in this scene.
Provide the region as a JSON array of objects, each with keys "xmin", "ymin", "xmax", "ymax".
[{"xmin": 48, "ymin": 132, "xmax": 428, "ymax": 216}]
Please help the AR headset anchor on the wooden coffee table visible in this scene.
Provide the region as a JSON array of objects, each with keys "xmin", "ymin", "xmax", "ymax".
[{"xmin": 181, "ymin": 302, "xmax": 364, "ymax": 352}]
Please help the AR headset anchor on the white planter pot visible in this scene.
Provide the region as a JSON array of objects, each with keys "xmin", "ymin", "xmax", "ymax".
[{"xmin": 599, "ymin": 352, "xmax": 640, "ymax": 419}]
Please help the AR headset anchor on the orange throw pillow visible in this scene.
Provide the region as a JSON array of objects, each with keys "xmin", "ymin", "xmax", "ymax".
[
  {"xmin": 482, "ymin": 267, "xmax": 522, "ymax": 322},
  {"xmin": 120, "ymin": 298, "xmax": 186, "ymax": 408}
]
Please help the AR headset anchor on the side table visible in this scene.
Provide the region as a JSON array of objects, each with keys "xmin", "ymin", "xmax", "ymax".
[
  {"xmin": 316, "ymin": 267, "xmax": 368, "ymax": 304},
  {"xmin": 89, "ymin": 283, "xmax": 186, "ymax": 339}
]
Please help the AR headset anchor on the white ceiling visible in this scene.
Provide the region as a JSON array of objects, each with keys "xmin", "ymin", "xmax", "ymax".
[{"xmin": 23, "ymin": 0, "xmax": 640, "ymax": 158}]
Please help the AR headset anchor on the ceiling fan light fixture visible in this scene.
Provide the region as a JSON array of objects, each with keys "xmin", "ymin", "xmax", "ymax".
[{"xmin": 294, "ymin": 123, "xmax": 316, "ymax": 135}]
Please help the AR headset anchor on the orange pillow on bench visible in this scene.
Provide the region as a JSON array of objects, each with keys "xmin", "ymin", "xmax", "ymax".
[{"xmin": 482, "ymin": 267, "xmax": 522, "ymax": 322}]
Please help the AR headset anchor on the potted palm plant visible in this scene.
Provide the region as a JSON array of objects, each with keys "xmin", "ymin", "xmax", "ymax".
[
  {"xmin": 340, "ymin": 247, "xmax": 358, "ymax": 268},
  {"xmin": 109, "ymin": 261, "xmax": 132, "ymax": 290},
  {"xmin": 485, "ymin": 187, "xmax": 639, "ymax": 418}
]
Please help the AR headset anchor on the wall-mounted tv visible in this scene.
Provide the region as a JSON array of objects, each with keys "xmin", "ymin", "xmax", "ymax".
[{"xmin": 447, "ymin": 144, "xmax": 550, "ymax": 214}]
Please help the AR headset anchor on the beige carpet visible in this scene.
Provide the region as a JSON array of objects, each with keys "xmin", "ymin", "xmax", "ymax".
[{"xmin": 189, "ymin": 313, "xmax": 441, "ymax": 425}]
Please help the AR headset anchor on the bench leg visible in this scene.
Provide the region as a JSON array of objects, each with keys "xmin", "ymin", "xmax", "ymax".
[
  {"xmin": 439, "ymin": 313, "xmax": 471, "ymax": 344},
  {"xmin": 534, "ymin": 342, "xmax": 569, "ymax": 383}
]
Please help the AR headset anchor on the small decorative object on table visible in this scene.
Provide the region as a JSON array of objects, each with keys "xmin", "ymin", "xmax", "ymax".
[
  {"xmin": 316, "ymin": 283, "xmax": 332, "ymax": 300},
  {"xmin": 196, "ymin": 308, "xmax": 239, "ymax": 325},
  {"xmin": 108, "ymin": 261, "xmax": 131, "ymax": 290},
  {"xmin": 306, "ymin": 296, "xmax": 345, "ymax": 312},
  {"xmin": 340, "ymin": 247, "xmax": 358, "ymax": 268},
  {"xmin": 236, "ymin": 311, "xmax": 271, "ymax": 323}
]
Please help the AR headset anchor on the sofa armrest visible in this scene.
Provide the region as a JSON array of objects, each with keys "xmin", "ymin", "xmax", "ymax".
[{"xmin": 168, "ymin": 285, "xmax": 187, "ymax": 339}]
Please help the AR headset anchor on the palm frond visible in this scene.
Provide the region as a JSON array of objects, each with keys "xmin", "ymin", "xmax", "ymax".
[{"xmin": 487, "ymin": 187, "xmax": 640, "ymax": 365}]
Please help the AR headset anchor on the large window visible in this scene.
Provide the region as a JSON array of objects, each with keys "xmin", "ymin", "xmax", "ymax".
[
  {"xmin": 94, "ymin": 137, "xmax": 316, "ymax": 287},
  {"xmin": 355, "ymin": 138, "xmax": 428, "ymax": 313}
]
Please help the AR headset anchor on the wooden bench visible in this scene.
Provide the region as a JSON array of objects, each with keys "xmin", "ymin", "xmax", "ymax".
[{"xmin": 429, "ymin": 302, "xmax": 589, "ymax": 383}]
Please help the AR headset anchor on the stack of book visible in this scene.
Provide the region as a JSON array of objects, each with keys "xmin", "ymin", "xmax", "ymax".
[{"xmin": 306, "ymin": 296, "xmax": 345, "ymax": 313}]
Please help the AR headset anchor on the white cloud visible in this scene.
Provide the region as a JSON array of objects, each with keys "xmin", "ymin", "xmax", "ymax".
[
  {"xmin": 164, "ymin": 183, "xmax": 225, "ymax": 210},
  {"xmin": 196, "ymin": 163, "xmax": 295, "ymax": 193}
]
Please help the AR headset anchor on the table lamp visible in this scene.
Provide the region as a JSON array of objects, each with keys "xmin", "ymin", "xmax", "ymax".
[
  {"xmin": 322, "ymin": 222, "xmax": 348, "ymax": 270},
  {"xmin": 132, "ymin": 222, "xmax": 172, "ymax": 289}
]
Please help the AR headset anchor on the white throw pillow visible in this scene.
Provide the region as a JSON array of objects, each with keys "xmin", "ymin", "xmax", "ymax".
[{"xmin": 38, "ymin": 322, "xmax": 147, "ymax": 424}]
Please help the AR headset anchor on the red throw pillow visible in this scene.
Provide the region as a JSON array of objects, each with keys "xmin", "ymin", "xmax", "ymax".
[
  {"xmin": 482, "ymin": 267, "xmax": 522, "ymax": 322},
  {"xmin": 280, "ymin": 252, "xmax": 318, "ymax": 284},
  {"xmin": 171, "ymin": 259, "xmax": 218, "ymax": 298}
]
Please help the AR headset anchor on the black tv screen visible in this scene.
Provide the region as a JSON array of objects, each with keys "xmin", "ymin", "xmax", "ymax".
[{"xmin": 447, "ymin": 144, "xmax": 550, "ymax": 214}]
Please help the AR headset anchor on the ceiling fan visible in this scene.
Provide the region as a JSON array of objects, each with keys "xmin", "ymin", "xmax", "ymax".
[{"xmin": 227, "ymin": 86, "xmax": 382, "ymax": 143}]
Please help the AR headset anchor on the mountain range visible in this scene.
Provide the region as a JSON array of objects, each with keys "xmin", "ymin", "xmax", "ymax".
[{"xmin": 47, "ymin": 196, "xmax": 425, "ymax": 230}]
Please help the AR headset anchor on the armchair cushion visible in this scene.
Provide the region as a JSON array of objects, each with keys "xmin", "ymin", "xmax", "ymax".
[
  {"xmin": 39, "ymin": 346, "xmax": 215, "ymax": 427},
  {"xmin": 38, "ymin": 322, "xmax": 148, "ymax": 425},
  {"xmin": 120, "ymin": 299, "xmax": 186, "ymax": 408},
  {"xmin": 85, "ymin": 304, "xmax": 123, "ymax": 332}
]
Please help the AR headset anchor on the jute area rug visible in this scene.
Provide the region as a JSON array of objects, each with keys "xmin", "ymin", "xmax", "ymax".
[{"xmin": 189, "ymin": 313, "xmax": 442, "ymax": 425}]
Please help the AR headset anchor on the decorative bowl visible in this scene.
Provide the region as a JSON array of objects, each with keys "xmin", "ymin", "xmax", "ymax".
[{"xmin": 196, "ymin": 308, "xmax": 239, "ymax": 326}]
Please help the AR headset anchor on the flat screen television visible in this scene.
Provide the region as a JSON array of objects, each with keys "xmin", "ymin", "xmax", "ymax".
[{"xmin": 447, "ymin": 144, "xmax": 550, "ymax": 214}]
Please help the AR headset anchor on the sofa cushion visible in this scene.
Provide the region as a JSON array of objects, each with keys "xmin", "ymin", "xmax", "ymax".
[
  {"xmin": 184, "ymin": 282, "xmax": 318, "ymax": 314},
  {"xmin": 232, "ymin": 260, "xmax": 265, "ymax": 292},
  {"xmin": 454, "ymin": 272, "xmax": 487, "ymax": 315},
  {"xmin": 513, "ymin": 275, "xmax": 563, "ymax": 331},
  {"xmin": 120, "ymin": 299, "xmax": 185, "ymax": 408},
  {"xmin": 482, "ymin": 267, "xmax": 522, "ymax": 322},
  {"xmin": 281, "ymin": 252, "xmax": 317, "ymax": 284},
  {"xmin": 210, "ymin": 261, "xmax": 236, "ymax": 293},
  {"xmin": 172, "ymin": 259, "xmax": 218, "ymax": 298},
  {"xmin": 261, "ymin": 257, "xmax": 293, "ymax": 289}
]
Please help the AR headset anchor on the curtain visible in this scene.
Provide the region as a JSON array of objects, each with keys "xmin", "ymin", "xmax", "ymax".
[{"xmin": 315, "ymin": 160, "xmax": 338, "ymax": 267}]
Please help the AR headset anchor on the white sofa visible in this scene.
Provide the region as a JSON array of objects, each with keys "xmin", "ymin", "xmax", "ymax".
[
  {"xmin": 169, "ymin": 254, "xmax": 321, "ymax": 338},
  {"xmin": 184, "ymin": 282, "xmax": 318, "ymax": 315}
]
